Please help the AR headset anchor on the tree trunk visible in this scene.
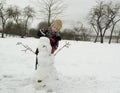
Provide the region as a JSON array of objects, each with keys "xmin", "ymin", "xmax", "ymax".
[
  {"xmin": 116, "ymin": 31, "xmax": 120, "ymax": 43},
  {"xmin": 100, "ymin": 30, "xmax": 104, "ymax": 43},
  {"xmin": 94, "ymin": 32, "xmax": 99, "ymax": 43},
  {"xmin": 100, "ymin": 36, "xmax": 104, "ymax": 43},
  {"xmin": 109, "ymin": 24, "xmax": 115, "ymax": 44},
  {"xmin": 25, "ymin": 17, "xmax": 29, "ymax": 37},
  {"xmin": 2, "ymin": 23, "xmax": 5, "ymax": 38}
]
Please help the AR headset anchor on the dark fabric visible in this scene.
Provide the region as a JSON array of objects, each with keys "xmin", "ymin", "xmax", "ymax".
[
  {"xmin": 35, "ymin": 48, "xmax": 39, "ymax": 70},
  {"xmin": 37, "ymin": 31, "xmax": 43, "ymax": 37},
  {"xmin": 35, "ymin": 54, "xmax": 38, "ymax": 70},
  {"xmin": 35, "ymin": 48, "xmax": 39, "ymax": 55}
]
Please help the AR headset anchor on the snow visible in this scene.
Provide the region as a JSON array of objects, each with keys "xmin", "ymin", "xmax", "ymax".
[{"xmin": 0, "ymin": 37, "xmax": 120, "ymax": 93}]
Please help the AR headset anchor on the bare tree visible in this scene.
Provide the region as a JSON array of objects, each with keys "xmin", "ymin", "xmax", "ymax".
[
  {"xmin": 0, "ymin": 2, "xmax": 5, "ymax": 37},
  {"xmin": 80, "ymin": 26, "xmax": 90, "ymax": 41},
  {"xmin": 11, "ymin": 6, "xmax": 26, "ymax": 38},
  {"xmin": 89, "ymin": 1, "xmax": 120, "ymax": 43},
  {"xmin": 89, "ymin": 1, "xmax": 115, "ymax": 43},
  {"xmin": 0, "ymin": 1, "xmax": 9, "ymax": 38},
  {"xmin": 12, "ymin": 6, "xmax": 21, "ymax": 25},
  {"xmin": 30, "ymin": 0, "xmax": 66, "ymax": 26},
  {"xmin": 5, "ymin": 6, "xmax": 17, "ymax": 36},
  {"xmin": 90, "ymin": 22, "xmax": 99, "ymax": 42},
  {"xmin": 72, "ymin": 21, "xmax": 83, "ymax": 40},
  {"xmin": 72, "ymin": 22, "xmax": 90, "ymax": 41},
  {"xmin": 108, "ymin": 2, "xmax": 120, "ymax": 44},
  {"xmin": 23, "ymin": 6, "xmax": 35, "ymax": 36},
  {"xmin": 114, "ymin": 28, "xmax": 120, "ymax": 43}
]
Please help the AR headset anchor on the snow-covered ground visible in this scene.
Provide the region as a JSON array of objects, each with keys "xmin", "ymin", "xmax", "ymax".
[{"xmin": 0, "ymin": 37, "xmax": 120, "ymax": 93}]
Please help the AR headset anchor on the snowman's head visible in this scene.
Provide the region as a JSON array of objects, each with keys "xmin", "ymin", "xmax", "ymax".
[{"xmin": 38, "ymin": 37, "xmax": 52, "ymax": 55}]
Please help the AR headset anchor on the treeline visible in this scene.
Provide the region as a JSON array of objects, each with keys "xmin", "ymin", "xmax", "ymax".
[
  {"xmin": 0, "ymin": 20, "xmax": 120, "ymax": 43},
  {"xmin": 1, "ymin": 0, "xmax": 120, "ymax": 43},
  {"xmin": 0, "ymin": 21, "xmax": 90, "ymax": 41},
  {"xmin": 1, "ymin": 21, "xmax": 38, "ymax": 38}
]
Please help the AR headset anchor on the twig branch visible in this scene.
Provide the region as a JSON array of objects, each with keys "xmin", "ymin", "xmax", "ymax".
[
  {"xmin": 17, "ymin": 41, "xmax": 71, "ymax": 56},
  {"xmin": 54, "ymin": 42, "xmax": 70, "ymax": 56},
  {"xmin": 16, "ymin": 42, "xmax": 35, "ymax": 54}
]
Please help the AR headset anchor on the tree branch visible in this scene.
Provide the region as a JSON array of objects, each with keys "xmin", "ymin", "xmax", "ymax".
[
  {"xmin": 16, "ymin": 42, "xmax": 35, "ymax": 54},
  {"xmin": 54, "ymin": 42, "xmax": 70, "ymax": 56}
]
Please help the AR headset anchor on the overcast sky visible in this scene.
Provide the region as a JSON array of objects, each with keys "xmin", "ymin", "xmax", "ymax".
[{"xmin": 6, "ymin": 0, "xmax": 119, "ymax": 28}]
